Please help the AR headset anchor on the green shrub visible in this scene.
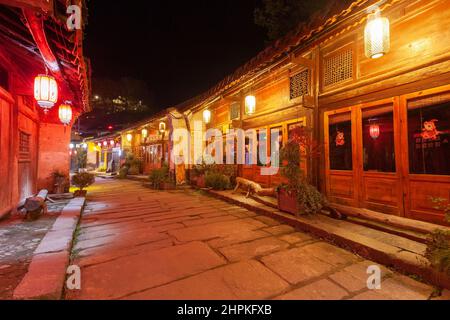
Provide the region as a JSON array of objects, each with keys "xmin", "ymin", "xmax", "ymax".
[
  {"xmin": 205, "ymin": 173, "xmax": 230, "ymax": 190},
  {"xmin": 118, "ymin": 167, "xmax": 128, "ymax": 179},
  {"xmin": 149, "ymin": 166, "xmax": 170, "ymax": 189},
  {"xmin": 278, "ymin": 139, "xmax": 326, "ymax": 215},
  {"xmin": 125, "ymin": 154, "xmax": 142, "ymax": 175},
  {"xmin": 426, "ymin": 198, "xmax": 450, "ymax": 276},
  {"xmin": 71, "ymin": 172, "xmax": 95, "ymax": 191}
]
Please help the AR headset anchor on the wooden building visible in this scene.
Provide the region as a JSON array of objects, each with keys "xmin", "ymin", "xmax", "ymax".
[
  {"xmin": 0, "ymin": 0, "xmax": 90, "ymax": 219},
  {"xmin": 170, "ymin": 0, "xmax": 450, "ymax": 225}
]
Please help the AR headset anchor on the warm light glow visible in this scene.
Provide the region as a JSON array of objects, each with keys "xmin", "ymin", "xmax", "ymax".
[
  {"xmin": 103, "ymin": 141, "xmax": 108, "ymax": 146},
  {"xmin": 110, "ymin": 140, "xmax": 115, "ymax": 146},
  {"xmin": 245, "ymin": 95, "xmax": 256, "ymax": 115},
  {"xmin": 127, "ymin": 133, "xmax": 133, "ymax": 142},
  {"xmin": 203, "ymin": 109, "xmax": 211, "ymax": 124},
  {"xmin": 159, "ymin": 122, "xmax": 166, "ymax": 133},
  {"xmin": 97, "ymin": 142, "xmax": 101, "ymax": 147},
  {"xmin": 142, "ymin": 128, "xmax": 148, "ymax": 138},
  {"xmin": 34, "ymin": 74, "xmax": 58, "ymax": 109},
  {"xmin": 69, "ymin": 143, "xmax": 74, "ymax": 149},
  {"xmin": 370, "ymin": 124, "xmax": 381, "ymax": 140},
  {"xmin": 364, "ymin": 9, "xmax": 390, "ymax": 59},
  {"xmin": 58, "ymin": 103, "xmax": 72, "ymax": 125}
]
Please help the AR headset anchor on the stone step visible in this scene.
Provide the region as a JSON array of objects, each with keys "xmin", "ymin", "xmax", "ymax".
[
  {"xmin": 207, "ymin": 190, "xmax": 450, "ymax": 290},
  {"xmin": 250, "ymin": 194, "xmax": 435, "ymax": 244}
]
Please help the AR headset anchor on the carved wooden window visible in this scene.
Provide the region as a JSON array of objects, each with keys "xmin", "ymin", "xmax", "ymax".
[
  {"xmin": 19, "ymin": 131, "xmax": 30, "ymax": 160},
  {"xmin": 290, "ymin": 69, "xmax": 309, "ymax": 99},
  {"xmin": 230, "ymin": 102, "xmax": 240, "ymax": 120},
  {"xmin": 323, "ymin": 47, "xmax": 354, "ymax": 87}
]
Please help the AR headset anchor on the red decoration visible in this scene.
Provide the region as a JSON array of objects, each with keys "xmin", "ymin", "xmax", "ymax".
[
  {"xmin": 369, "ymin": 124, "xmax": 380, "ymax": 140},
  {"xmin": 421, "ymin": 120, "xmax": 442, "ymax": 141},
  {"xmin": 335, "ymin": 131, "xmax": 345, "ymax": 146}
]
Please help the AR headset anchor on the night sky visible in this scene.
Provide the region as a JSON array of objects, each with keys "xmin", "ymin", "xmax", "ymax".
[{"xmin": 85, "ymin": 0, "xmax": 267, "ymax": 111}]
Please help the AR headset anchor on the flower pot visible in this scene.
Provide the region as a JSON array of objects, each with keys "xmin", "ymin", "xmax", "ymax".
[
  {"xmin": 196, "ymin": 175, "xmax": 206, "ymax": 189},
  {"xmin": 74, "ymin": 190, "xmax": 87, "ymax": 198},
  {"xmin": 161, "ymin": 182, "xmax": 176, "ymax": 190},
  {"xmin": 278, "ymin": 189, "xmax": 300, "ymax": 216}
]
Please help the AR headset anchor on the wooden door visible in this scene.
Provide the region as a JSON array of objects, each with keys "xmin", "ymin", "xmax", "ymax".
[
  {"xmin": 400, "ymin": 85, "xmax": 450, "ymax": 224},
  {"xmin": 0, "ymin": 96, "xmax": 12, "ymax": 214},
  {"xmin": 356, "ymin": 98, "xmax": 405, "ymax": 216},
  {"xmin": 324, "ymin": 107, "xmax": 359, "ymax": 207}
]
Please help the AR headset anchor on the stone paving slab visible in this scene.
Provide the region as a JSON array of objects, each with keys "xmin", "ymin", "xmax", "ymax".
[
  {"xmin": 69, "ymin": 241, "xmax": 226, "ymax": 300},
  {"xmin": 219, "ymin": 237, "xmax": 290, "ymax": 262},
  {"xmin": 124, "ymin": 260, "xmax": 290, "ymax": 300},
  {"xmin": 275, "ymin": 279, "xmax": 348, "ymax": 300}
]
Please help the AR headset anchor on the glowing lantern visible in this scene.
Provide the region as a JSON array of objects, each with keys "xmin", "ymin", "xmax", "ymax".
[
  {"xmin": 97, "ymin": 142, "xmax": 101, "ymax": 147},
  {"xmin": 245, "ymin": 95, "xmax": 256, "ymax": 116},
  {"xmin": 142, "ymin": 128, "xmax": 148, "ymax": 138},
  {"xmin": 34, "ymin": 74, "xmax": 58, "ymax": 110},
  {"xmin": 364, "ymin": 9, "xmax": 390, "ymax": 59},
  {"xmin": 58, "ymin": 103, "xmax": 72, "ymax": 125},
  {"xmin": 159, "ymin": 122, "xmax": 166, "ymax": 133},
  {"xmin": 203, "ymin": 109, "xmax": 211, "ymax": 124},
  {"xmin": 103, "ymin": 141, "xmax": 108, "ymax": 147},
  {"xmin": 127, "ymin": 133, "xmax": 133, "ymax": 142},
  {"xmin": 110, "ymin": 140, "xmax": 115, "ymax": 146},
  {"xmin": 369, "ymin": 124, "xmax": 380, "ymax": 140}
]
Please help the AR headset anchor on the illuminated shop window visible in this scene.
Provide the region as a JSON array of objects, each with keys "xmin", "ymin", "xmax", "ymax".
[
  {"xmin": 329, "ymin": 113, "xmax": 352, "ymax": 171},
  {"xmin": 362, "ymin": 106, "xmax": 396, "ymax": 173},
  {"xmin": 270, "ymin": 127, "xmax": 283, "ymax": 168},
  {"xmin": 408, "ymin": 101, "xmax": 450, "ymax": 175},
  {"xmin": 257, "ymin": 129, "xmax": 267, "ymax": 167}
]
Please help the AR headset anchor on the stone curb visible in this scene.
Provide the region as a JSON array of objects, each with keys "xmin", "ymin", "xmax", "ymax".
[
  {"xmin": 206, "ymin": 190, "xmax": 450, "ymax": 290},
  {"xmin": 13, "ymin": 197, "xmax": 86, "ymax": 300}
]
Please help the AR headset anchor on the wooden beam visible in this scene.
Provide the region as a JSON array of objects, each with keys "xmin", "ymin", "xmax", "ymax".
[{"xmin": 290, "ymin": 54, "xmax": 314, "ymax": 68}]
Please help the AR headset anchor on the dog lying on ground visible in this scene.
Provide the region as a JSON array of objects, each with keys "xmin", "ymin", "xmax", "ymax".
[{"xmin": 233, "ymin": 177, "xmax": 275, "ymax": 198}]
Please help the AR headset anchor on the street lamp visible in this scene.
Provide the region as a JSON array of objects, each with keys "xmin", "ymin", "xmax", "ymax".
[{"xmin": 245, "ymin": 95, "xmax": 256, "ymax": 116}]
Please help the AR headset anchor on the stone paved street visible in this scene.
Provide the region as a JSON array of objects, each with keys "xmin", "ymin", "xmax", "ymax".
[
  {"xmin": 66, "ymin": 178, "xmax": 437, "ymax": 300},
  {"xmin": 0, "ymin": 201, "xmax": 68, "ymax": 299}
]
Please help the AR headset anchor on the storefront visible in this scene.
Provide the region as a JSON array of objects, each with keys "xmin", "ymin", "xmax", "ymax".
[{"xmin": 324, "ymin": 85, "xmax": 450, "ymax": 224}]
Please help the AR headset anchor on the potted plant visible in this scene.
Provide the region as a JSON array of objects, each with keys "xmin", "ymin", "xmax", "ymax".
[
  {"xmin": 191, "ymin": 163, "xmax": 207, "ymax": 188},
  {"xmin": 277, "ymin": 128, "xmax": 325, "ymax": 216},
  {"xmin": 149, "ymin": 165, "xmax": 174, "ymax": 190},
  {"xmin": 71, "ymin": 172, "xmax": 95, "ymax": 197},
  {"xmin": 52, "ymin": 170, "xmax": 67, "ymax": 194},
  {"xmin": 125, "ymin": 154, "xmax": 142, "ymax": 176},
  {"xmin": 205, "ymin": 172, "xmax": 231, "ymax": 191}
]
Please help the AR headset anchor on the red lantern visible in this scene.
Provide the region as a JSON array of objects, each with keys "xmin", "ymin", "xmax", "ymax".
[
  {"xmin": 58, "ymin": 103, "xmax": 72, "ymax": 125},
  {"xmin": 34, "ymin": 74, "xmax": 58, "ymax": 110},
  {"xmin": 370, "ymin": 124, "xmax": 380, "ymax": 140}
]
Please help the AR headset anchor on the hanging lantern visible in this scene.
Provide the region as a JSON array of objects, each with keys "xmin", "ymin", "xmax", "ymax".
[
  {"xmin": 58, "ymin": 103, "xmax": 72, "ymax": 125},
  {"xmin": 103, "ymin": 141, "xmax": 108, "ymax": 147},
  {"xmin": 203, "ymin": 109, "xmax": 211, "ymax": 124},
  {"xmin": 110, "ymin": 140, "xmax": 115, "ymax": 146},
  {"xmin": 127, "ymin": 133, "xmax": 133, "ymax": 142},
  {"xmin": 159, "ymin": 122, "xmax": 166, "ymax": 133},
  {"xmin": 34, "ymin": 74, "xmax": 58, "ymax": 110},
  {"xmin": 97, "ymin": 142, "xmax": 101, "ymax": 147},
  {"xmin": 142, "ymin": 128, "xmax": 148, "ymax": 138},
  {"xmin": 364, "ymin": 9, "xmax": 390, "ymax": 59},
  {"xmin": 245, "ymin": 95, "xmax": 256, "ymax": 116},
  {"xmin": 369, "ymin": 124, "xmax": 381, "ymax": 140}
]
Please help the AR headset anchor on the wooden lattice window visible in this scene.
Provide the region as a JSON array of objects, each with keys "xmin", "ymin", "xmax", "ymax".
[
  {"xmin": 230, "ymin": 102, "xmax": 240, "ymax": 120},
  {"xmin": 19, "ymin": 131, "xmax": 30, "ymax": 160},
  {"xmin": 290, "ymin": 69, "xmax": 309, "ymax": 99},
  {"xmin": 323, "ymin": 47, "xmax": 354, "ymax": 87}
]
